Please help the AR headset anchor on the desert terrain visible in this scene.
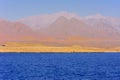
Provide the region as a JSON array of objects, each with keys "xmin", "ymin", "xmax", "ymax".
[{"xmin": 0, "ymin": 42, "xmax": 120, "ymax": 52}]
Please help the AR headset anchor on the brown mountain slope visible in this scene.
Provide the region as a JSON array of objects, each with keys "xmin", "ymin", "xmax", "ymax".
[{"xmin": 0, "ymin": 19, "xmax": 36, "ymax": 42}]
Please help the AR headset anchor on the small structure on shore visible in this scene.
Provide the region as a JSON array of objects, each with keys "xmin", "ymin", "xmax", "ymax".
[{"xmin": 0, "ymin": 44, "xmax": 6, "ymax": 47}]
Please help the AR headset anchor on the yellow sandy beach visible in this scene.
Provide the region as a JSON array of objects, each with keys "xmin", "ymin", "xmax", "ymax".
[
  {"xmin": 0, "ymin": 46, "xmax": 120, "ymax": 52},
  {"xmin": 0, "ymin": 42, "xmax": 120, "ymax": 52}
]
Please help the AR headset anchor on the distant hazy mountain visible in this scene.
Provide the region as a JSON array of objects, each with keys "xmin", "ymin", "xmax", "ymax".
[
  {"xmin": 18, "ymin": 12, "xmax": 120, "ymax": 31},
  {"xmin": 18, "ymin": 12, "xmax": 81, "ymax": 30},
  {"xmin": 39, "ymin": 16, "xmax": 94, "ymax": 38},
  {"xmin": 0, "ymin": 12, "xmax": 120, "ymax": 47},
  {"xmin": 83, "ymin": 14, "xmax": 120, "ymax": 31}
]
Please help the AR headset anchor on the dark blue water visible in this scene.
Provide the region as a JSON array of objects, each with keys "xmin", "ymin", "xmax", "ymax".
[{"xmin": 0, "ymin": 52, "xmax": 120, "ymax": 80}]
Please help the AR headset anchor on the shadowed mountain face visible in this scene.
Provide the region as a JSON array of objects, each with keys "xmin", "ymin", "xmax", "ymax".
[{"xmin": 0, "ymin": 12, "xmax": 120, "ymax": 48}]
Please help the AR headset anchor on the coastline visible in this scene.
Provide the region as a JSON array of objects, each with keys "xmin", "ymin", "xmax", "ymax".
[
  {"xmin": 0, "ymin": 46, "xmax": 119, "ymax": 52},
  {"xmin": 0, "ymin": 42, "xmax": 119, "ymax": 52}
]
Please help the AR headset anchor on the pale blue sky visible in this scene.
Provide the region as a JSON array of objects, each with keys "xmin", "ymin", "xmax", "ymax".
[{"xmin": 0, "ymin": 0, "xmax": 120, "ymax": 20}]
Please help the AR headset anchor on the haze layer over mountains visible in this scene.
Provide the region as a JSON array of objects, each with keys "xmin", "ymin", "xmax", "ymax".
[{"xmin": 0, "ymin": 12, "xmax": 120, "ymax": 48}]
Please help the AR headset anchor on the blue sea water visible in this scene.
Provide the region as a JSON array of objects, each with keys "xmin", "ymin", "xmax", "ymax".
[{"xmin": 0, "ymin": 52, "xmax": 120, "ymax": 80}]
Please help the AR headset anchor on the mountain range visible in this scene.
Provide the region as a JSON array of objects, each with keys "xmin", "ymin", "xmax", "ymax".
[{"xmin": 0, "ymin": 12, "xmax": 120, "ymax": 48}]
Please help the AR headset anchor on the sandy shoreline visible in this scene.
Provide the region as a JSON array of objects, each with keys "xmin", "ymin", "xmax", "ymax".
[
  {"xmin": 0, "ymin": 46, "xmax": 119, "ymax": 52},
  {"xmin": 0, "ymin": 42, "xmax": 119, "ymax": 52}
]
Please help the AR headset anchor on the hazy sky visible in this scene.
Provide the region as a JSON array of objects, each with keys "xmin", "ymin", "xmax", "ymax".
[{"xmin": 0, "ymin": 0, "xmax": 120, "ymax": 20}]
